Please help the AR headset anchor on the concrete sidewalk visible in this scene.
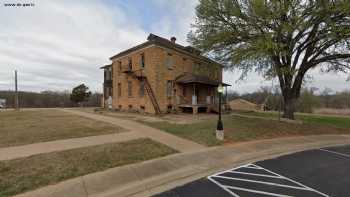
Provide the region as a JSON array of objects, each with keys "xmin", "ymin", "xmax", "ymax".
[
  {"xmin": 15, "ymin": 134, "xmax": 350, "ymax": 197},
  {"xmin": 0, "ymin": 131, "xmax": 141, "ymax": 161},
  {"xmin": 60, "ymin": 109, "xmax": 205, "ymax": 153}
]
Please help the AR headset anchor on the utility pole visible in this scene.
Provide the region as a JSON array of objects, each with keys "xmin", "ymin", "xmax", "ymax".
[{"xmin": 15, "ymin": 70, "xmax": 19, "ymax": 110}]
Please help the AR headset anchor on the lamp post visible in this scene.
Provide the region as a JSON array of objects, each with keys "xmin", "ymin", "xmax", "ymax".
[{"xmin": 216, "ymin": 83, "xmax": 224, "ymax": 140}]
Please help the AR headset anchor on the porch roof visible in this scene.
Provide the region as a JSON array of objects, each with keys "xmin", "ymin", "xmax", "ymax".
[{"xmin": 175, "ymin": 73, "xmax": 231, "ymax": 86}]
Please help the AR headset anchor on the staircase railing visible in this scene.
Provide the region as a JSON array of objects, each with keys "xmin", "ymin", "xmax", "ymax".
[
  {"xmin": 143, "ymin": 78, "xmax": 161, "ymax": 114},
  {"xmin": 129, "ymin": 69, "xmax": 161, "ymax": 114}
]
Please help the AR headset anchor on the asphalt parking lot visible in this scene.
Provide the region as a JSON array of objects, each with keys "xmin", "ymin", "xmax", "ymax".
[{"xmin": 154, "ymin": 145, "xmax": 350, "ymax": 197}]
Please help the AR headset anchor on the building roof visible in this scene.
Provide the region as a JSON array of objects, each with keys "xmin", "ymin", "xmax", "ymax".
[
  {"xmin": 109, "ymin": 33, "xmax": 223, "ymax": 67},
  {"xmin": 175, "ymin": 73, "xmax": 230, "ymax": 86},
  {"xmin": 100, "ymin": 64, "xmax": 112, "ymax": 69},
  {"xmin": 229, "ymin": 99, "xmax": 259, "ymax": 111}
]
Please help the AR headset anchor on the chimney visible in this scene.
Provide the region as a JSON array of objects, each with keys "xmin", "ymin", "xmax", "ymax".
[{"xmin": 170, "ymin": 37, "xmax": 176, "ymax": 43}]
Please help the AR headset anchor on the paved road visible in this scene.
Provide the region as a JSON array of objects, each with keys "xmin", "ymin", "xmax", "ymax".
[{"xmin": 154, "ymin": 144, "xmax": 350, "ymax": 197}]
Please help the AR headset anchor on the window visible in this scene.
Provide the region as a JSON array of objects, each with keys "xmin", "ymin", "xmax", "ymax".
[
  {"xmin": 193, "ymin": 62, "xmax": 201, "ymax": 71},
  {"xmin": 165, "ymin": 53, "xmax": 173, "ymax": 69},
  {"xmin": 140, "ymin": 105, "xmax": 145, "ymax": 111},
  {"xmin": 118, "ymin": 61, "xmax": 122, "ymax": 75},
  {"xmin": 128, "ymin": 58, "xmax": 132, "ymax": 71},
  {"xmin": 139, "ymin": 80, "xmax": 145, "ymax": 97},
  {"xmin": 140, "ymin": 53, "xmax": 145, "ymax": 68},
  {"xmin": 166, "ymin": 80, "xmax": 173, "ymax": 97},
  {"xmin": 108, "ymin": 87, "xmax": 112, "ymax": 97},
  {"xmin": 118, "ymin": 83, "xmax": 121, "ymax": 97},
  {"xmin": 104, "ymin": 67, "xmax": 112, "ymax": 80},
  {"xmin": 111, "ymin": 66, "xmax": 114, "ymax": 79},
  {"xmin": 183, "ymin": 86, "xmax": 186, "ymax": 97},
  {"xmin": 128, "ymin": 81, "xmax": 132, "ymax": 97}
]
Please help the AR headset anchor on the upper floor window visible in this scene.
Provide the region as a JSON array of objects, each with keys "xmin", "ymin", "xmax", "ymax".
[
  {"xmin": 165, "ymin": 53, "xmax": 173, "ymax": 69},
  {"xmin": 104, "ymin": 67, "xmax": 112, "ymax": 80},
  {"xmin": 128, "ymin": 58, "xmax": 132, "ymax": 71},
  {"xmin": 111, "ymin": 66, "xmax": 114, "ymax": 79},
  {"xmin": 193, "ymin": 62, "xmax": 201, "ymax": 70},
  {"xmin": 118, "ymin": 61, "xmax": 122, "ymax": 75},
  {"xmin": 140, "ymin": 53, "xmax": 145, "ymax": 68}
]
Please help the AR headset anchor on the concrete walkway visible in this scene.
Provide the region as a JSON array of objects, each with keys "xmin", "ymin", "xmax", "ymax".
[
  {"xmin": 15, "ymin": 134, "xmax": 350, "ymax": 197},
  {"xmin": 0, "ymin": 131, "xmax": 141, "ymax": 161},
  {"xmin": 60, "ymin": 109, "xmax": 205, "ymax": 153}
]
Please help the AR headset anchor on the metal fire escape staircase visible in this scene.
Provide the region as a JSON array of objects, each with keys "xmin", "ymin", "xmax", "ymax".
[
  {"xmin": 123, "ymin": 67, "xmax": 161, "ymax": 114},
  {"xmin": 143, "ymin": 77, "xmax": 161, "ymax": 114}
]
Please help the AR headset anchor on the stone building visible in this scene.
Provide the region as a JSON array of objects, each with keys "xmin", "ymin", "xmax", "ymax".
[{"xmin": 101, "ymin": 33, "xmax": 230, "ymax": 114}]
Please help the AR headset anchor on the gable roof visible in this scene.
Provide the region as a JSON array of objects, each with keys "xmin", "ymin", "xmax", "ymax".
[{"xmin": 109, "ymin": 33, "xmax": 223, "ymax": 67}]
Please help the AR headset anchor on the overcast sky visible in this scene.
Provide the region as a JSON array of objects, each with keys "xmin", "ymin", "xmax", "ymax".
[{"xmin": 0, "ymin": 0, "xmax": 349, "ymax": 94}]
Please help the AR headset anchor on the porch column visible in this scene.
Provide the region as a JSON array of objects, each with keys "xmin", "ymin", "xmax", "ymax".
[
  {"xmin": 192, "ymin": 83, "xmax": 197, "ymax": 105},
  {"xmin": 192, "ymin": 83, "xmax": 197, "ymax": 114},
  {"xmin": 225, "ymin": 86, "xmax": 228, "ymax": 104},
  {"xmin": 102, "ymin": 84, "xmax": 105, "ymax": 108},
  {"xmin": 193, "ymin": 106, "xmax": 198, "ymax": 114}
]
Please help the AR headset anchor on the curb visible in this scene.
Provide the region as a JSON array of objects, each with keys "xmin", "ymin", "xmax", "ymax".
[{"xmin": 15, "ymin": 135, "xmax": 350, "ymax": 197}]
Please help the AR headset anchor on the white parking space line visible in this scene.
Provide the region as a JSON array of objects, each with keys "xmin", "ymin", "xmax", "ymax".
[
  {"xmin": 319, "ymin": 148, "xmax": 350, "ymax": 158},
  {"xmin": 228, "ymin": 171, "xmax": 284, "ymax": 179},
  {"xmin": 244, "ymin": 164, "xmax": 262, "ymax": 169},
  {"xmin": 208, "ymin": 177, "xmax": 240, "ymax": 197},
  {"xmin": 255, "ymin": 164, "xmax": 329, "ymax": 197},
  {"xmin": 214, "ymin": 175, "xmax": 310, "ymax": 190},
  {"xmin": 224, "ymin": 185, "xmax": 293, "ymax": 197},
  {"xmin": 208, "ymin": 163, "xmax": 329, "ymax": 197}
]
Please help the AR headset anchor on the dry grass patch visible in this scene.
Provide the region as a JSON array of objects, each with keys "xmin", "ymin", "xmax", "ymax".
[
  {"xmin": 235, "ymin": 111, "xmax": 350, "ymax": 129},
  {"xmin": 0, "ymin": 138, "xmax": 177, "ymax": 197},
  {"xmin": 0, "ymin": 109, "xmax": 125, "ymax": 148},
  {"xmin": 143, "ymin": 115, "xmax": 350, "ymax": 146},
  {"xmin": 314, "ymin": 108, "xmax": 350, "ymax": 116},
  {"xmin": 83, "ymin": 108, "xmax": 219, "ymax": 124}
]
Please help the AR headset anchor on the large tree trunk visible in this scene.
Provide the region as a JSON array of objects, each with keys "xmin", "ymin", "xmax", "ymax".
[
  {"xmin": 282, "ymin": 96, "xmax": 296, "ymax": 120},
  {"xmin": 278, "ymin": 76, "xmax": 299, "ymax": 120}
]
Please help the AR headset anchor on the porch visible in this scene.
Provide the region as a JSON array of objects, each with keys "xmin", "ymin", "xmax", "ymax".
[{"xmin": 175, "ymin": 73, "xmax": 230, "ymax": 114}]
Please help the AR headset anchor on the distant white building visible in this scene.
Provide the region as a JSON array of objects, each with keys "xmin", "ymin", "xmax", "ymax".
[{"xmin": 0, "ymin": 99, "xmax": 6, "ymax": 109}]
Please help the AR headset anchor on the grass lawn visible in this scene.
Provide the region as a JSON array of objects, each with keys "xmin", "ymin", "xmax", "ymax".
[
  {"xmin": 0, "ymin": 109, "xmax": 126, "ymax": 148},
  {"xmin": 143, "ymin": 115, "xmax": 350, "ymax": 146},
  {"xmin": 0, "ymin": 138, "xmax": 176, "ymax": 197},
  {"xmin": 235, "ymin": 111, "xmax": 350, "ymax": 129}
]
